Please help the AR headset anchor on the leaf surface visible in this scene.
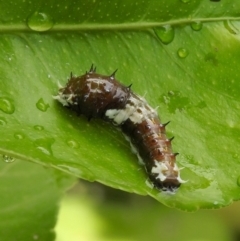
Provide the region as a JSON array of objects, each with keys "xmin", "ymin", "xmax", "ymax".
[{"xmin": 0, "ymin": 1, "xmax": 240, "ymax": 221}]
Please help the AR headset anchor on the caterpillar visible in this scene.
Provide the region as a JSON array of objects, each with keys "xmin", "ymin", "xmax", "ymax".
[{"xmin": 54, "ymin": 65, "xmax": 186, "ymax": 193}]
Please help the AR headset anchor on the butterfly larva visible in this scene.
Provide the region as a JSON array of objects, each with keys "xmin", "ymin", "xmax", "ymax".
[{"xmin": 54, "ymin": 65, "xmax": 186, "ymax": 193}]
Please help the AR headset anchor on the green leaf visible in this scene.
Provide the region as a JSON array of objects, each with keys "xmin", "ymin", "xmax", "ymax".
[
  {"xmin": 0, "ymin": 0, "xmax": 240, "ymax": 221},
  {"xmin": 0, "ymin": 159, "xmax": 75, "ymax": 241}
]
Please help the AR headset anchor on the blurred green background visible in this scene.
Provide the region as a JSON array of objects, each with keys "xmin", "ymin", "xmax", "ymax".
[{"xmin": 56, "ymin": 181, "xmax": 240, "ymax": 241}]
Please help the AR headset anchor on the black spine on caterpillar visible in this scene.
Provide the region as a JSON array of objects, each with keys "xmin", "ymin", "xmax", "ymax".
[{"xmin": 54, "ymin": 65, "xmax": 186, "ymax": 193}]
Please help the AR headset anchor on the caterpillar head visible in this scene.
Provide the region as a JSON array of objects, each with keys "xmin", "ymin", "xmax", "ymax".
[{"xmin": 150, "ymin": 160, "xmax": 187, "ymax": 193}]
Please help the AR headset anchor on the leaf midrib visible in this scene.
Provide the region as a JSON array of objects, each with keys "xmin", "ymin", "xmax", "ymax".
[{"xmin": 1, "ymin": 17, "xmax": 240, "ymax": 32}]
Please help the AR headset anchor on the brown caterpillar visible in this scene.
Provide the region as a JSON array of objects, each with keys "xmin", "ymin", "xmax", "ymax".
[{"xmin": 54, "ymin": 65, "xmax": 186, "ymax": 193}]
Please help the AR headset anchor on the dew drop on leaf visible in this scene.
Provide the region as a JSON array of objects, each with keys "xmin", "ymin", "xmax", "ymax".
[
  {"xmin": 0, "ymin": 117, "xmax": 7, "ymax": 125},
  {"xmin": 36, "ymin": 98, "xmax": 50, "ymax": 112},
  {"xmin": 27, "ymin": 12, "xmax": 53, "ymax": 32},
  {"xmin": 177, "ymin": 48, "xmax": 189, "ymax": 58},
  {"xmin": 2, "ymin": 154, "xmax": 15, "ymax": 163},
  {"xmin": 34, "ymin": 125, "xmax": 44, "ymax": 131},
  {"xmin": 14, "ymin": 133, "xmax": 24, "ymax": 140},
  {"xmin": 0, "ymin": 98, "xmax": 15, "ymax": 114},
  {"xmin": 67, "ymin": 140, "xmax": 79, "ymax": 149},
  {"xmin": 180, "ymin": 0, "xmax": 191, "ymax": 3},
  {"xmin": 232, "ymin": 153, "xmax": 239, "ymax": 159},
  {"xmin": 191, "ymin": 21, "xmax": 203, "ymax": 31},
  {"xmin": 34, "ymin": 138, "xmax": 55, "ymax": 156},
  {"xmin": 161, "ymin": 90, "xmax": 190, "ymax": 113},
  {"xmin": 223, "ymin": 20, "xmax": 238, "ymax": 35},
  {"xmin": 154, "ymin": 25, "xmax": 175, "ymax": 44}
]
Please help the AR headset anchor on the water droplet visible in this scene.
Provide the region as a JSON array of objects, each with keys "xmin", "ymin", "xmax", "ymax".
[
  {"xmin": 232, "ymin": 153, "xmax": 239, "ymax": 159},
  {"xmin": 14, "ymin": 133, "xmax": 24, "ymax": 140},
  {"xmin": 180, "ymin": 0, "xmax": 191, "ymax": 2},
  {"xmin": 0, "ymin": 117, "xmax": 7, "ymax": 125},
  {"xmin": 223, "ymin": 20, "xmax": 238, "ymax": 35},
  {"xmin": 205, "ymin": 52, "xmax": 218, "ymax": 66},
  {"xmin": 3, "ymin": 154, "xmax": 15, "ymax": 163},
  {"xmin": 27, "ymin": 12, "xmax": 53, "ymax": 32},
  {"xmin": 161, "ymin": 91, "xmax": 190, "ymax": 113},
  {"xmin": 36, "ymin": 98, "xmax": 50, "ymax": 112},
  {"xmin": 237, "ymin": 176, "xmax": 240, "ymax": 187},
  {"xmin": 177, "ymin": 48, "xmax": 189, "ymax": 58},
  {"xmin": 34, "ymin": 125, "xmax": 44, "ymax": 131},
  {"xmin": 0, "ymin": 98, "xmax": 15, "ymax": 114},
  {"xmin": 191, "ymin": 21, "xmax": 203, "ymax": 31},
  {"xmin": 34, "ymin": 138, "xmax": 55, "ymax": 155},
  {"xmin": 67, "ymin": 140, "xmax": 79, "ymax": 149},
  {"xmin": 154, "ymin": 25, "xmax": 175, "ymax": 44}
]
